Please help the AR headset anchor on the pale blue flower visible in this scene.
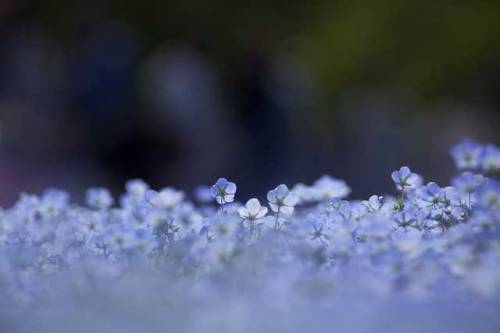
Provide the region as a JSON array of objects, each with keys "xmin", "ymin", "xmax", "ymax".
[
  {"xmin": 452, "ymin": 172, "xmax": 484, "ymax": 194},
  {"xmin": 391, "ymin": 166, "xmax": 421, "ymax": 191},
  {"xmin": 312, "ymin": 175, "xmax": 351, "ymax": 200},
  {"xmin": 210, "ymin": 178, "xmax": 237, "ymax": 204},
  {"xmin": 86, "ymin": 188, "xmax": 114, "ymax": 209},
  {"xmin": 238, "ymin": 198, "xmax": 268, "ymax": 221},
  {"xmin": 416, "ymin": 182, "xmax": 443, "ymax": 207},
  {"xmin": 267, "ymin": 184, "xmax": 298, "ymax": 215},
  {"xmin": 481, "ymin": 144, "xmax": 500, "ymax": 173},
  {"xmin": 363, "ymin": 195, "xmax": 383, "ymax": 212},
  {"xmin": 451, "ymin": 139, "xmax": 483, "ymax": 170},
  {"xmin": 477, "ymin": 179, "xmax": 500, "ymax": 210},
  {"xmin": 146, "ymin": 188, "xmax": 184, "ymax": 209}
]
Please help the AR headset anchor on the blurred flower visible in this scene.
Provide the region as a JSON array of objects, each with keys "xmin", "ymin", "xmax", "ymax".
[
  {"xmin": 86, "ymin": 188, "xmax": 114, "ymax": 209},
  {"xmin": 194, "ymin": 185, "xmax": 213, "ymax": 203},
  {"xmin": 477, "ymin": 179, "xmax": 500, "ymax": 210},
  {"xmin": 481, "ymin": 144, "xmax": 500, "ymax": 173},
  {"xmin": 146, "ymin": 188, "xmax": 184, "ymax": 209},
  {"xmin": 452, "ymin": 172, "xmax": 484, "ymax": 194},
  {"xmin": 451, "ymin": 139, "xmax": 483, "ymax": 170},
  {"xmin": 314, "ymin": 176, "xmax": 351, "ymax": 201}
]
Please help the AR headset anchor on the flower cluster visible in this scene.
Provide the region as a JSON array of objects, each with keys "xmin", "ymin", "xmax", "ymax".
[
  {"xmin": 451, "ymin": 139, "xmax": 500, "ymax": 173},
  {"xmin": 0, "ymin": 141, "xmax": 499, "ymax": 332}
]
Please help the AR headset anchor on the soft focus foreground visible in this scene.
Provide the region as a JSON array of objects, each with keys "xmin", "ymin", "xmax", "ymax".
[{"xmin": 0, "ymin": 140, "xmax": 499, "ymax": 333}]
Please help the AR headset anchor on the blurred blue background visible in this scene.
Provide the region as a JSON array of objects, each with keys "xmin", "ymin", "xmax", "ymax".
[{"xmin": 0, "ymin": 0, "xmax": 499, "ymax": 204}]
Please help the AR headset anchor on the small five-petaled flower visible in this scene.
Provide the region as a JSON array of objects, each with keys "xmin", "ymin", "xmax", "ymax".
[
  {"xmin": 391, "ymin": 166, "xmax": 421, "ymax": 191},
  {"xmin": 238, "ymin": 198, "xmax": 268, "ymax": 222},
  {"xmin": 211, "ymin": 178, "xmax": 237, "ymax": 204},
  {"xmin": 267, "ymin": 184, "xmax": 298, "ymax": 216}
]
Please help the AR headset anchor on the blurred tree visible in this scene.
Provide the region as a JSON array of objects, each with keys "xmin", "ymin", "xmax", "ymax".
[{"xmin": 296, "ymin": 0, "xmax": 500, "ymax": 100}]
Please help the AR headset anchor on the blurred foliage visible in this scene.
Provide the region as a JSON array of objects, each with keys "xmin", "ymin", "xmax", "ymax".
[
  {"xmin": 21, "ymin": 0, "xmax": 500, "ymax": 100},
  {"xmin": 297, "ymin": 0, "xmax": 500, "ymax": 99}
]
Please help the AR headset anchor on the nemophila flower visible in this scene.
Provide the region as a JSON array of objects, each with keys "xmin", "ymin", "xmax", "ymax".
[
  {"xmin": 77, "ymin": 210, "xmax": 104, "ymax": 236},
  {"xmin": 350, "ymin": 202, "xmax": 368, "ymax": 221},
  {"xmin": 121, "ymin": 179, "xmax": 149, "ymax": 208},
  {"xmin": 172, "ymin": 202, "xmax": 204, "ymax": 230},
  {"xmin": 206, "ymin": 215, "xmax": 240, "ymax": 240},
  {"xmin": 444, "ymin": 186, "xmax": 468, "ymax": 208},
  {"xmin": 481, "ymin": 144, "xmax": 500, "ymax": 173},
  {"xmin": 146, "ymin": 188, "xmax": 184, "ymax": 209},
  {"xmin": 391, "ymin": 166, "xmax": 421, "ymax": 191},
  {"xmin": 476, "ymin": 179, "xmax": 500, "ymax": 210},
  {"xmin": 309, "ymin": 223, "xmax": 329, "ymax": 244},
  {"xmin": 313, "ymin": 176, "xmax": 351, "ymax": 200},
  {"xmin": 41, "ymin": 189, "xmax": 70, "ymax": 211},
  {"xmin": 1, "ymin": 139, "xmax": 500, "ymax": 326},
  {"xmin": 103, "ymin": 224, "xmax": 136, "ymax": 252},
  {"xmin": 142, "ymin": 209, "xmax": 168, "ymax": 229},
  {"xmin": 291, "ymin": 177, "xmax": 350, "ymax": 203},
  {"xmin": 394, "ymin": 208, "xmax": 418, "ymax": 229},
  {"xmin": 20, "ymin": 189, "xmax": 68, "ymax": 220},
  {"xmin": 327, "ymin": 199, "xmax": 352, "ymax": 220},
  {"xmin": 238, "ymin": 198, "xmax": 268, "ymax": 222},
  {"xmin": 210, "ymin": 178, "xmax": 237, "ymax": 204},
  {"xmin": 267, "ymin": 184, "xmax": 298, "ymax": 216},
  {"xmin": 452, "ymin": 172, "xmax": 484, "ymax": 194},
  {"xmin": 291, "ymin": 183, "xmax": 312, "ymax": 203},
  {"xmin": 126, "ymin": 179, "xmax": 149, "ymax": 197},
  {"xmin": 415, "ymin": 182, "xmax": 443, "ymax": 207},
  {"xmin": 86, "ymin": 188, "xmax": 114, "ymax": 209},
  {"xmin": 309, "ymin": 176, "xmax": 351, "ymax": 202},
  {"xmin": 451, "ymin": 139, "xmax": 483, "ymax": 170},
  {"xmin": 363, "ymin": 195, "xmax": 383, "ymax": 212}
]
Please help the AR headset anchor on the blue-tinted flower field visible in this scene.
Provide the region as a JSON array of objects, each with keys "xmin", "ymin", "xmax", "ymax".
[{"xmin": 0, "ymin": 140, "xmax": 499, "ymax": 333}]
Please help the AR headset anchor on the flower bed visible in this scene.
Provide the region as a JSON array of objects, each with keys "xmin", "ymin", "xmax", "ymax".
[{"xmin": 0, "ymin": 140, "xmax": 499, "ymax": 333}]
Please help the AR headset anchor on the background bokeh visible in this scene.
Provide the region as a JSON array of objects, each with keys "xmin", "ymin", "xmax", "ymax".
[{"xmin": 1, "ymin": 0, "xmax": 499, "ymax": 205}]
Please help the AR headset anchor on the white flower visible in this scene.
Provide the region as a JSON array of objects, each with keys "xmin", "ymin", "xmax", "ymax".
[
  {"xmin": 267, "ymin": 184, "xmax": 298, "ymax": 216},
  {"xmin": 210, "ymin": 178, "xmax": 237, "ymax": 204},
  {"xmin": 146, "ymin": 188, "xmax": 184, "ymax": 209},
  {"xmin": 363, "ymin": 195, "xmax": 383, "ymax": 212},
  {"xmin": 238, "ymin": 198, "xmax": 268, "ymax": 221},
  {"xmin": 126, "ymin": 179, "xmax": 149, "ymax": 197},
  {"xmin": 121, "ymin": 179, "xmax": 149, "ymax": 208},
  {"xmin": 312, "ymin": 176, "xmax": 351, "ymax": 200},
  {"xmin": 86, "ymin": 188, "xmax": 113, "ymax": 209},
  {"xmin": 292, "ymin": 176, "xmax": 351, "ymax": 203}
]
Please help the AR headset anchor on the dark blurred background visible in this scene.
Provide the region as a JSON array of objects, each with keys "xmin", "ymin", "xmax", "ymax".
[{"xmin": 1, "ymin": 0, "xmax": 499, "ymax": 205}]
